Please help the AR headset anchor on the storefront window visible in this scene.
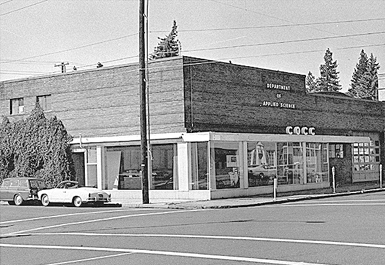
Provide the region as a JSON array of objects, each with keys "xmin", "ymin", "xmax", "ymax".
[
  {"xmin": 306, "ymin": 143, "xmax": 328, "ymax": 183},
  {"xmin": 190, "ymin": 142, "xmax": 209, "ymax": 190},
  {"xmin": 213, "ymin": 142, "xmax": 241, "ymax": 189},
  {"xmin": 353, "ymin": 135, "xmax": 380, "ymax": 173},
  {"xmin": 151, "ymin": 144, "xmax": 175, "ymax": 190},
  {"xmin": 277, "ymin": 142, "xmax": 303, "ymax": 184},
  {"xmin": 86, "ymin": 147, "xmax": 97, "ymax": 187},
  {"xmin": 247, "ymin": 142, "xmax": 276, "ymax": 187},
  {"xmin": 106, "ymin": 144, "xmax": 176, "ymax": 190},
  {"xmin": 329, "ymin": 144, "xmax": 344, "ymax": 158}
]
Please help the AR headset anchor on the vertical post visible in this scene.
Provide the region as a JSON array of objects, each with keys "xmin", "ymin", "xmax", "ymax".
[
  {"xmin": 54, "ymin": 62, "xmax": 69, "ymax": 73},
  {"xmin": 139, "ymin": 0, "xmax": 149, "ymax": 204},
  {"xmin": 380, "ymin": 164, "xmax": 383, "ymax": 189},
  {"xmin": 273, "ymin": 177, "xmax": 277, "ymax": 201},
  {"xmin": 332, "ymin": 167, "xmax": 336, "ymax": 193}
]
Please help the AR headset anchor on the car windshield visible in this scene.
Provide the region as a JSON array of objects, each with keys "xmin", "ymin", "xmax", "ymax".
[
  {"xmin": 58, "ymin": 182, "xmax": 78, "ymax": 189},
  {"xmin": 30, "ymin": 180, "xmax": 46, "ymax": 189}
]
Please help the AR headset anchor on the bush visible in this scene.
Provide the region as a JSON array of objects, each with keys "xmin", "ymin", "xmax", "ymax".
[{"xmin": 0, "ymin": 106, "xmax": 75, "ymax": 186}]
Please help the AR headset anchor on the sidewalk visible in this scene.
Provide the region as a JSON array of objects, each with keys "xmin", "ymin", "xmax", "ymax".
[{"xmin": 121, "ymin": 184, "xmax": 385, "ymax": 209}]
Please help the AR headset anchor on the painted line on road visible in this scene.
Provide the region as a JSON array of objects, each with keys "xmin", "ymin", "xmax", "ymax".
[
  {"xmin": 4, "ymin": 209, "xmax": 203, "ymax": 236},
  {"xmin": 282, "ymin": 203, "xmax": 385, "ymax": 207},
  {"xmin": 0, "ymin": 209, "xmax": 141, "ymax": 225},
  {"xmin": 27, "ymin": 232, "xmax": 385, "ymax": 250},
  {"xmin": 0, "ymin": 243, "xmax": 331, "ymax": 265},
  {"xmin": 43, "ymin": 253, "xmax": 133, "ymax": 265}
]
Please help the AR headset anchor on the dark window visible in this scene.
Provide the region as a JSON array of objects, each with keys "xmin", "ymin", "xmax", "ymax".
[
  {"xmin": 10, "ymin": 98, "xmax": 24, "ymax": 115},
  {"xmin": 36, "ymin": 95, "xmax": 51, "ymax": 110}
]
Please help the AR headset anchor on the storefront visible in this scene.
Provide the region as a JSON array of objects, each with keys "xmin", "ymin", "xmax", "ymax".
[{"xmin": 71, "ymin": 131, "xmax": 371, "ymax": 200}]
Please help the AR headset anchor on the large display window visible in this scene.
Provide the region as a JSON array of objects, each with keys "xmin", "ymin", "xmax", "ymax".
[
  {"xmin": 352, "ymin": 133, "xmax": 381, "ymax": 182},
  {"xmin": 246, "ymin": 141, "xmax": 329, "ymax": 187},
  {"xmin": 190, "ymin": 142, "xmax": 209, "ymax": 190},
  {"xmin": 247, "ymin": 142, "xmax": 276, "ymax": 187},
  {"xmin": 212, "ymin": 142, "xmax": 241, "ymax": 189},
  {"xmin": 106, "ymin": 144, "xmax": 176, "ymax": 190},
  {"xmin": 277, "ymin": 142, "xmax": 304, "ymax": 184},
  {"xmin": 305, "ymin": 143, "xmax": 328, "ymax": 183}
]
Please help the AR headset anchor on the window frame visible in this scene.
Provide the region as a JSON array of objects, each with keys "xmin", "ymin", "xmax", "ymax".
[
  {"xmin": 36, "ymin": 94, "xmax": 52, "ymax": 111},
  {"xmin": 10, "ymin": 98, "xmax": 25, "ymax": 115}
]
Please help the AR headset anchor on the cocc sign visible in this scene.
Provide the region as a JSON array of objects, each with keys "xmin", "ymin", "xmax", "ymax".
[{"xmin": 286, "ymin": 126, "xmax": 315, "ymax": 135}]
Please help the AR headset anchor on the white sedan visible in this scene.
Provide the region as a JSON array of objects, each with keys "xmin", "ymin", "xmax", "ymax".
[{"xmin": 38, "ymin": 181, "xmax": 111, "ymax": 207}]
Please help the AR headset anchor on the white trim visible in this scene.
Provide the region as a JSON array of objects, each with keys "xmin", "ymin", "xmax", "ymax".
[
  {"xmin": 182, "ymin": 132, "xmax": 370, "ymax": 143},
  {"xmin": 71, "ymin": 133, "xmax": 184, "ymax": 145},
  {"xmin": 71, "ymin": 132, "xmax": 370, "ymax": 145}
]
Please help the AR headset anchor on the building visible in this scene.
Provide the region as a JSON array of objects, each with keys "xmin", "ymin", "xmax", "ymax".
[{"xmin": 1, "ymin": 56, "xmax": 384, "ymax": 201}]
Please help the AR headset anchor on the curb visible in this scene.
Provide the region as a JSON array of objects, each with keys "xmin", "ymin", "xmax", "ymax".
[{"xmin": 165, "ymin": 188, "xmax": 385, "ymax": 210}]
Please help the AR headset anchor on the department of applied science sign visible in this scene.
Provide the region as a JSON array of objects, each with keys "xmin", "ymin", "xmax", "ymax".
[{"xmin": 261, "ymin": 83, "xmax": 297, "ymax": 109}]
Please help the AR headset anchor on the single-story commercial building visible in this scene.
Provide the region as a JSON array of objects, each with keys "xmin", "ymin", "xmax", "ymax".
[{"xmin": 1, "ymin": 56, "xmax": 384, "ymax": 201}]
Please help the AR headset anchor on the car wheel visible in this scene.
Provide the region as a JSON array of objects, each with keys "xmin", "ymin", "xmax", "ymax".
[
  {"xmin": 73, "ymin": 196, "xmax": 82, "ymax": 207},
  {"xmin": 41, "ymin": 194, "xmax": 50, "ymax": 207},
  {"xmin": 14, "ymin": 194, "xmax": 23, "ymax": 206}
]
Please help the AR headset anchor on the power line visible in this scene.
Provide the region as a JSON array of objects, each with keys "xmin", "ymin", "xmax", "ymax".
[
  {"xmin": 0, "ymin": 0, "xmax": 48, "ymax": 16},
  {"xmin": 0, "ymin": 33, "xmax": 139, "ymax": 64},
  {"xmin": 151, "ymin": 17, "xmax": 385, "ymax": 33},
  {"xmin": 2, "ymin": 29, "xmax": 383, "ymax": 67},
  {"xmin": 184, "ymin": 31, "xmax": 385, "ymax": 53},
  {"xmin": 1, "ymin": 43, "xmax": 384, "ymax": 79},
  {"xmin": 0, "ymin": 0, "xmax": 14, "ymax": 6},
  {"xmin": 208, "ymin": 0, "xmax": 381, "ymax": 48}
]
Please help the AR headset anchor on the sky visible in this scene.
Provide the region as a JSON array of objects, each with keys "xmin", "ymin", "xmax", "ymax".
[{"xmin": 1, "ymin": 0, "xmax": 384, "ymax": 96}]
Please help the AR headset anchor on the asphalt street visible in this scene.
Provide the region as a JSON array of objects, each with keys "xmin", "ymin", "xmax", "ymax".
[{"xmin": 1, "ymin": 192, "xmax": 384, "ymax": 265}]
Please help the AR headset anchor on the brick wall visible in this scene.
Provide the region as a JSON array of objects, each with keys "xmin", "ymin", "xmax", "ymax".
[
  {"xmin": 0, "ymin": 57, "xmax": 186, "ymax": 138},
  {"xmin": 183, "ymin": 57, "xmax": 385, "ymax": 136},
  {"xmin": 2, "ymin": 55, "xmax": 384, "ymax": 140}
]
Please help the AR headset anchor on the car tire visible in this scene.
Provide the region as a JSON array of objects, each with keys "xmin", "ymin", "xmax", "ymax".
[
  {"xmin": 41, "ymin": 194, "xmax": 50, "ymax": 207},
  {"xmin": 73, "ymin": 196, "xmax": 82, "ymax": 207},
  {"xmin": 14, "ymin": 194, "xmax": 23, "ymax": 206}
]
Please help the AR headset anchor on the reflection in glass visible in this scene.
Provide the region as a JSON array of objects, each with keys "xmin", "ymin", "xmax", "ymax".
[
  {"xmin": 247, "ymin": 142, "xmax": 276, "ymax": 187},
  {"xmin": 213, "ymin": 142, "xmax": 240, "ymax": 189},
  {"xmin": 191, "ymin": 142, "xmax": 208, "ymax": 190}
]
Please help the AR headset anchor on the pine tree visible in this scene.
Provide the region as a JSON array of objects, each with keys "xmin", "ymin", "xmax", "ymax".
[
  {"xmin": 150, "ymin": 20, "xmax": 181, "ymax": 60},
  {"xmin": 305, "ymin": 71, "xmax": 318, "ymax": 93},
  {"xmin": 318, "ymin": 48, "xmax": 341, "ymax": 92},
  {"xmin": 348, "ymin": 49, "xmax": 368, "ymax": 98},
  {"xmin": 348, "ymin": 51, "xmax": 380, "ymax": 100},
  {"xmin": 364, "ymin": 53, "xmax": 380, "ymax": 100}
]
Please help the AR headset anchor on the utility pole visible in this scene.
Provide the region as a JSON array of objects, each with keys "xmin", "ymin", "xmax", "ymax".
[
  {"xmin": 55, "ymin": 62, "xmax": 69, "ymax": 73},
  {"xmin": 139, "ymin": 0, "xmax": 149, "ymax": 204}
]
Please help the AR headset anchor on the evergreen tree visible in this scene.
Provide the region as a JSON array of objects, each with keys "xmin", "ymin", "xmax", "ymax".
[
  {"xmin": 348, "ymin": 49, "xmax": 369, "ymax": 98},
  {"xmin": 318, "ymin": 48, "xmax": 341, "ymax": 92},
  {"xmin": 150, "ymin": 20, "xmax": 181, "ymax": 60},
  {"xmin": 0, "ymin": 106, "xmax": 75, "ymax": 186},
  {"xmin": 305, "ymin": 71, "xmax": 319, "ymax": 93},
  {"xmin": 364, "ymin": 53, "xmax": 380, "ymax": 100},
  {"xmin": 348, "ymin": 52, "xmax": 380, "ymax": 100}
]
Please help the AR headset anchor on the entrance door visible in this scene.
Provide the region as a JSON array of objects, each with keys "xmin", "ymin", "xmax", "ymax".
[
  {"xmin": 329, "ymin": 143, "xmax": 352, "ymax": 185},
  {"xmin": 72, "ymin": 152, "xmax": 85, "ymax": 186}
]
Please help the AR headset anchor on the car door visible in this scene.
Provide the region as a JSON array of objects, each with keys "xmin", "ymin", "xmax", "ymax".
[
  {"xmin": 8, "ymin": 179, "xmax": 20, "ymax": 200},
  {"xmin": 0, "ymin": 179, "xmax": 11, "ymax": 200},
  {"xmin": 47, "ymin": 183, "xmax": 65, "ymax": 202}
]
